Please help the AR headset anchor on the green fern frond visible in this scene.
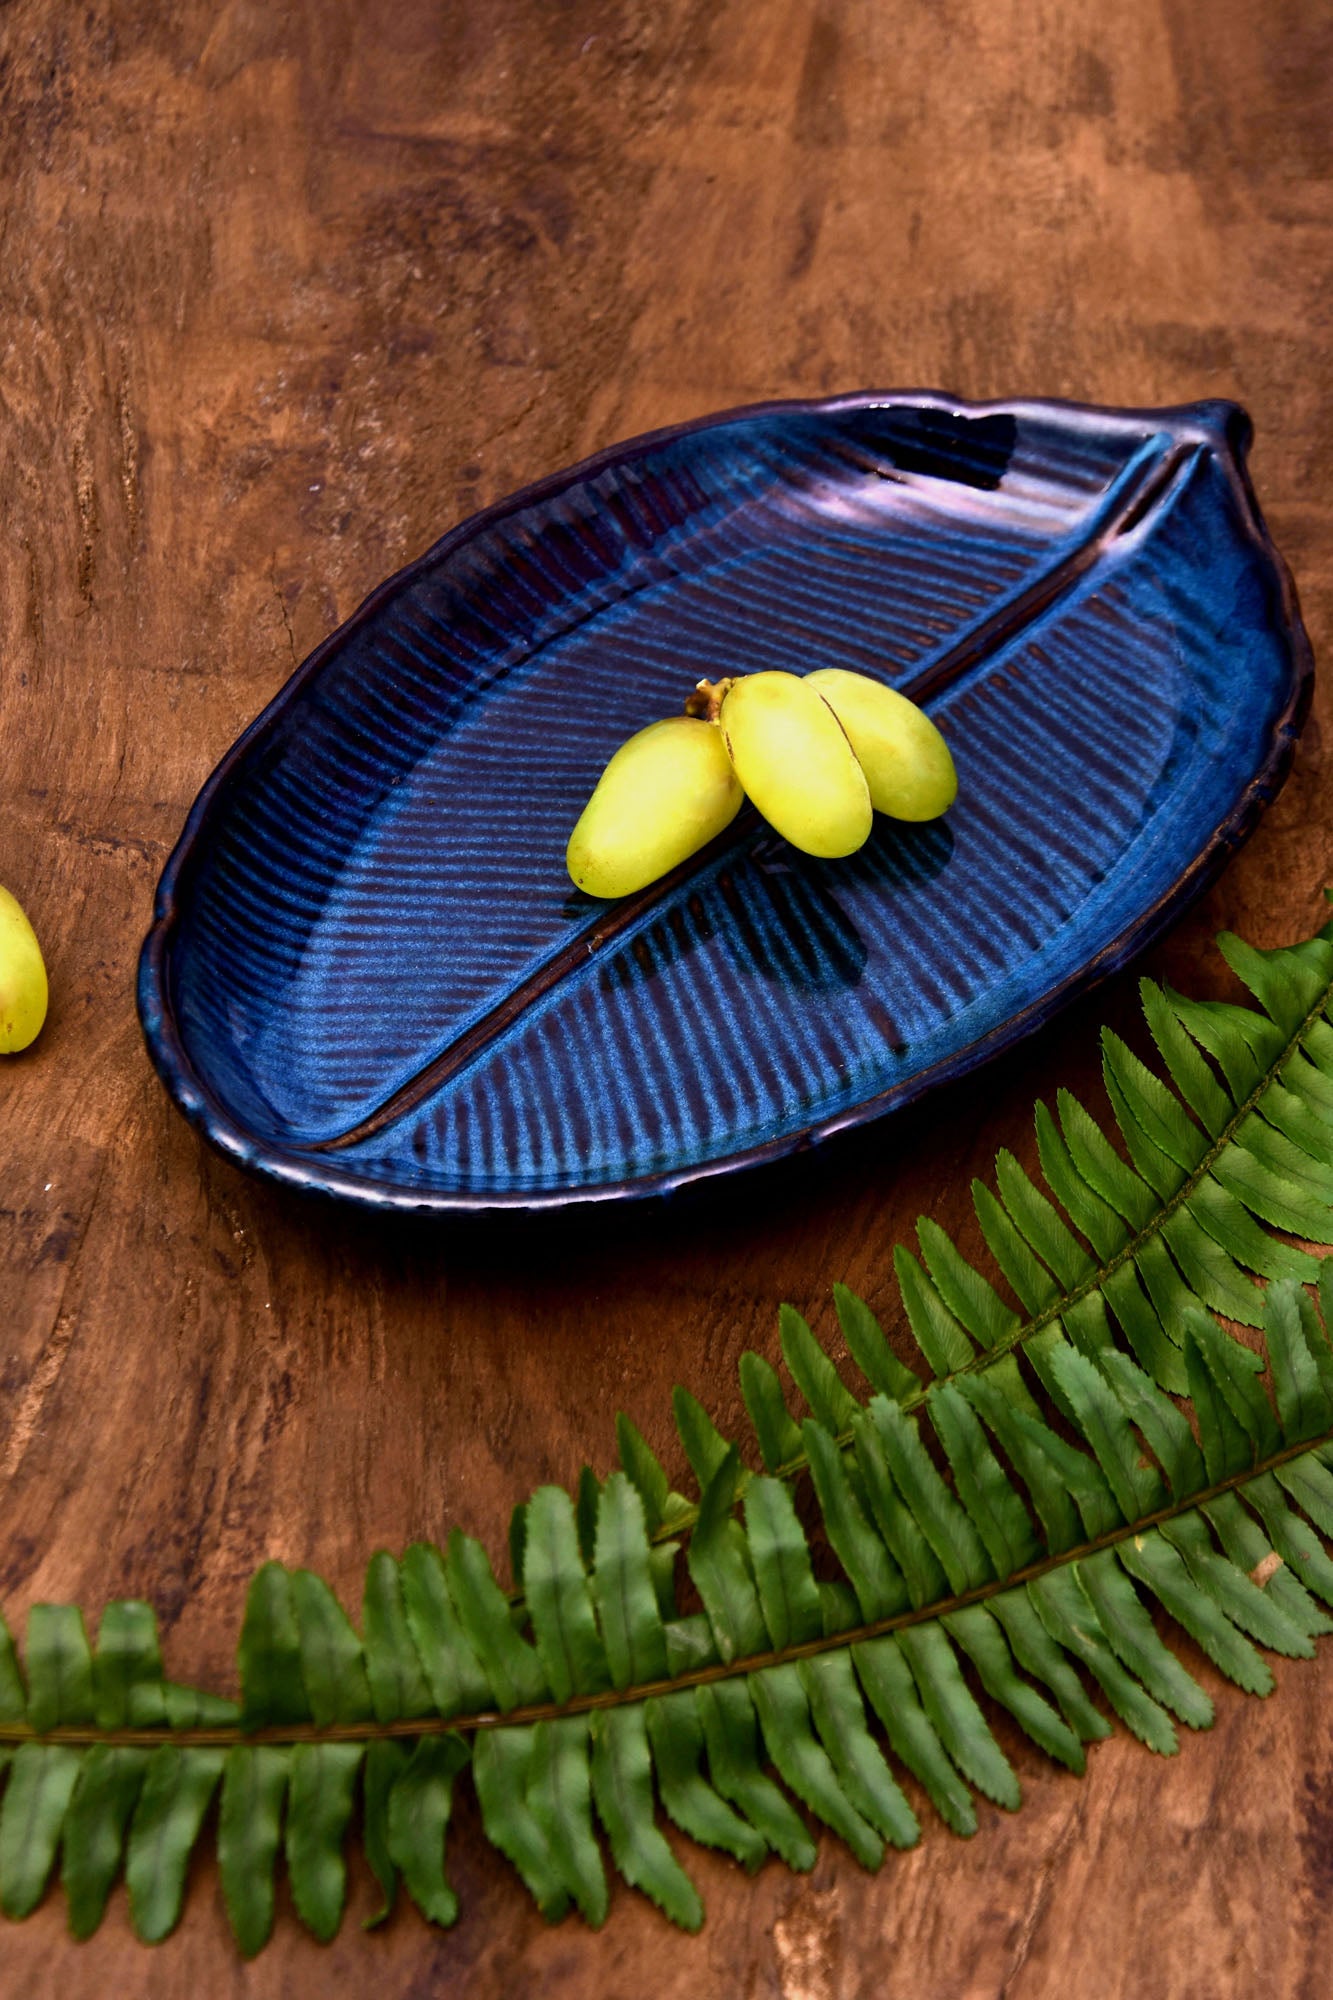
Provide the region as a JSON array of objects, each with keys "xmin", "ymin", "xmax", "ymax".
[
  {"xmin": 3, "ymin": 1281, "xmax": 1333, "ymax": 1947},
  {"xmin": 487, "ymin": 910, "xmax": 1333, "ymax": 1580},
  {"xmin": 3, "ymin": 903, "xmax": 1333, "ymax": 1953},
  {"xmin": 674, "ymin": 905, "xmax": 1333, "ymax": 1520}
]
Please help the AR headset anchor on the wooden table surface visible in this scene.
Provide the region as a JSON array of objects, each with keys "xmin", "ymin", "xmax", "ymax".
[{"xmin": 2, "ymin": 1, "xmax": 1331, "ymax": 1993}]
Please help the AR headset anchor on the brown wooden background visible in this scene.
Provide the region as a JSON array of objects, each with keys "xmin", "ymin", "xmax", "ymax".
[{"xmin": 2, "ymin": 1, "xmax": 1331, "ymax": 1993}]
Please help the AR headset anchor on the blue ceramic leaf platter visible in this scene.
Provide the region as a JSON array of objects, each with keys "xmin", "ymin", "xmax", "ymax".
[{"xmin": 137, "ymin": 392, "xmax": 1313, "ymax": 1211}]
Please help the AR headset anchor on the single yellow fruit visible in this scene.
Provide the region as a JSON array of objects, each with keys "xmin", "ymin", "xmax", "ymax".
[
  {"xmin": 0, "ymin": 883, "xmax": 48, "ymax": 1053},
  {"xmin": 719, "ymin": 671, "xmax": 872, "ymax": 859},
  {"xmin": 567, "ymin": 716, "xmax": 743, "ymax": 897},
  {"xmin": 804, "ymin": 668, "xmax": 957, "ymax": 821}
]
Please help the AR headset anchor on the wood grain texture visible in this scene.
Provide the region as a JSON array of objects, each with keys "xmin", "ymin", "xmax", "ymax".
[{"xmin": 0, "ymin": 0, "xmax": 1330, "ymax": 1992}]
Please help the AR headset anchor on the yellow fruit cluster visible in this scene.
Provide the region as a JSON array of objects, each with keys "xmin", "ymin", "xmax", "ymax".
[{"xmin": 566, "ymin": 669, "xmax": 956, "ymax": 898}]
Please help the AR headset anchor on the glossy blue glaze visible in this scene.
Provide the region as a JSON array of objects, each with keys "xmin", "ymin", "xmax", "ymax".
[{"xmin": 137, "ymin": 392, "xmax": 1313, "ymax": 1210}]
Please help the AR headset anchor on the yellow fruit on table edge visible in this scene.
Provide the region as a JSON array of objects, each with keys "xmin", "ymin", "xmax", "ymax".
[
  {"xmin": 566, "ymin": 715, "xmax": 744, "ymax": 898},
  {"xmin": 0, "ymin": 883, "xmax": 48, "ymax": 1054},
  {"xmin": 804, "ymin": 667, "xmax": 957, "ymax": 821}
]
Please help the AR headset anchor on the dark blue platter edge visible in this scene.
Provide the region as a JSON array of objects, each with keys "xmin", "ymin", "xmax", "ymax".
[{"xmin": 136, "ymin": 389, "xmax": 1316, "ymax": 1214}]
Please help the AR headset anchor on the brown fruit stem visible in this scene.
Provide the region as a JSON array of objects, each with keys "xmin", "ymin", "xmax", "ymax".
[{"xmin": 683, "ymin": 675, "xmax": 735, "ymax": 722}]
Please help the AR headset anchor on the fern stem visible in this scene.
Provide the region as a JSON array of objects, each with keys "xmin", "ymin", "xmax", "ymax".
[{"xmin": 11, "ymin": 1424, "xmax": 1329, "ymax": 1753}]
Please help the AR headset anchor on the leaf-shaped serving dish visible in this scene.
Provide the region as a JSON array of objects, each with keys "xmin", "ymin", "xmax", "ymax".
[{"xmin": 138, "ymin": 393, "xmax": 1312, "ymax": 1211}]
